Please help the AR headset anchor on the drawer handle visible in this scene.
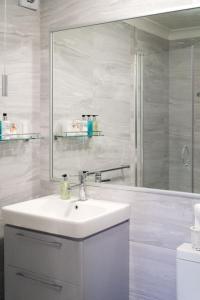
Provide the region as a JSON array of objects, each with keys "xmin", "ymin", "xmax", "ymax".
[
  {"xmin": 16, "ymin": 233, "xmax": 62, "ymax": 249},
  {"xmin": 16, "ymin": 272, "xmax": 63, "ymax": 292}
]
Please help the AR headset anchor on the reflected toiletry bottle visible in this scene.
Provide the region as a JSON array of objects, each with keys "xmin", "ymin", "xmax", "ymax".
[
  {"xmin": 0, "ymin": 120, "xmax": 2, "ymax": 141},
  {"xmin": 21, "ymin": 120, "xmax": 30, "ymax": 139},
  {"xmin": 81, "ymin": 115, "xmax": 88, "ymax": 136},
  {"xmin": 10, "ymin": 123, "xmax": 17, "ymax": 139},
  {"xmin": 60, "ymin": 174, "xmax": 71, "ymax": 200},
  {"xmin": 0, "ymin": 115, "xmax": 2, "ymax": 141},
  {"xmin": 92, "ymin": 115, "xmax": 99, "ymax": 135},
  {"xmin": 2, "ymin": 113, "xmax": 11, "ymax": 140},
  {"xmin": 87, "ymin": 115, "xmax": 93, "ymax": 137}
]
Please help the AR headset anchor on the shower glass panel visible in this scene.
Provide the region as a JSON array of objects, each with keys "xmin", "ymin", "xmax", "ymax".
[
  {"xmin": 193, "ymin": 41, "xmax": 200, "ymax": 193},
  {"xmin": 139, "ymin": 35, "xmax": 196, "ymax": 193},
  {"xmin": 168, "ymin": 42, "xmax": 193, "ymax": 193}
]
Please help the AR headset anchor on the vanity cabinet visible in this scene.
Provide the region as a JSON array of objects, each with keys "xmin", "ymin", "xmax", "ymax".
[{"xmin": 4, "ymin": 222, "xmax": 129, "ymax": 300}]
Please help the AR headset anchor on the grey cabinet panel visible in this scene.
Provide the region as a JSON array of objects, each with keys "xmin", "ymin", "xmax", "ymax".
[
  {"xmin": 5, "ymin": 226, "xmax": 82, "ymax": 285},
  {"xmin": 5, "ymin": 222, "xmax": 129, "ymax": 300},
  {"xmin": 5, "ymin": 266, "xmax": 80, "ymax": 300},
  {"xmin": 83, "ymin": 222, "xmax": 129, "ymax": 300}
]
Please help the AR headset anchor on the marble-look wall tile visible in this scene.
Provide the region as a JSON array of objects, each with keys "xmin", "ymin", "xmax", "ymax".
[
  {"xmin": 40, "ymin": 1, "xmax": 200, "ymax": 300},
  {"xmin": 130, "ymin": 242, "xmax": 176, "ymax": 300},
  {"xmin": 88, "ymin": 185, "xmax": 200, "ymax": 300},
  {"xmin": 0, "ymin": 0, "xmax": 40, "ymax": 298}
]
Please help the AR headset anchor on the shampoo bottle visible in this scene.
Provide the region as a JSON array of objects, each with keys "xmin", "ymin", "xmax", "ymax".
[
  {"xmin": 60, "ymin": 174, "xmax": 71, "ymax": 200},
  {"xmin": 87, "ymin": 115, "xmax": 93, "ymax": 137}
]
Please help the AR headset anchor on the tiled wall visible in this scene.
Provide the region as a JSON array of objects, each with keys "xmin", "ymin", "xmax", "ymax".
[
  {"xmin": 88, "ymin": 184, "xmax": 200, "ymax": 300},
  {"xmin": 0, "ymin": 0, "xmax": 199, "ymax": 300},
  {"xmin": 40, "ymin": 1, "xmax": 200, "ymax": 300},
  {"xmin": 0, "ymin": 0, "xmax": 40, "ymax": 298}
]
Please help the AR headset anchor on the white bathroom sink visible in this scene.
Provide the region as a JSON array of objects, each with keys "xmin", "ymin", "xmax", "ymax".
[{"xmin": 2, "ymin": 195, "xmax": 130, "ymax": 238}]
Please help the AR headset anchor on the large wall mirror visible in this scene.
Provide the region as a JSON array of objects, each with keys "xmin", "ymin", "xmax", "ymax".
[{"xmin": 51, "ymin": 7, "xmax": 200, "ymax": 193}]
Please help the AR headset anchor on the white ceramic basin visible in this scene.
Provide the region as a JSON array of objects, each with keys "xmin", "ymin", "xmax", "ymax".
[{"xmin": 2, "ymin": 195, "xmax": 130, "ymax": 238}]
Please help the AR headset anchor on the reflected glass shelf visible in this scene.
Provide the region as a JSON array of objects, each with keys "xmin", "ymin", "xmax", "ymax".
[
  {"xmin": 54, "ymin": 131, "xmax": 104, "ymax": 140},
  {"xmin": 0, "ymin": 133, "xmax": 41, "ymax": 142}
]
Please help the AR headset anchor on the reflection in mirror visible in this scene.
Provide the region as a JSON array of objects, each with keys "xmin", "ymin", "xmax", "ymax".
[{"xmin": 51, "ymin": 8, "xmax": 200, "ymax": 193}]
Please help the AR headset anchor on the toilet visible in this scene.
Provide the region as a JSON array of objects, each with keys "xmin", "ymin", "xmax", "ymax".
[{"xmin": 177, "ymin": 243, "xmax": 200, "ymax": 300}]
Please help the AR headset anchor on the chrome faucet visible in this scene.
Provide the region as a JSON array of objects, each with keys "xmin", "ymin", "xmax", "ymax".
[
  {"xmin": 79, "ymin": 171, "xmax": 88, "ymax": 201},
  {"xmin": 69, "ymin": 170, "xmax": 89, "ymax": 201}
]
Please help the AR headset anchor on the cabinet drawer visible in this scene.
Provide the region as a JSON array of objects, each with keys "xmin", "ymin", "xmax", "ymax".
[
  {"xmin": 5, "ymin": 266, "xmax": 81, "ymax": 300},
  {"xmin": 5, "ymin": 226, "xmax": 82, "ymax": 285}
]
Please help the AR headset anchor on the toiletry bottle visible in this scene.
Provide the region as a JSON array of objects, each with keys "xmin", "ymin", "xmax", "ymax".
[
  {"xmin": 10, "ymin": 122, "xmax": 17, "ymax": 139},
  {"xmin": 92, "ymin": 115, "xmax": 99, "ymax": 135},
  {"xmin": 2, "ymin": 113, "xmax": 11, "ymax": 140},
  {"xmin": 21, "ymin": 119, "xmax": 30, "ymax": 139},
  {"xmin": 60, "ymin": 174, "xmax": 71, "ymax": 200},
  {"xmin": 0, "ymin": 115, "xmax": 2, "ymax": 141},
  {"xmin": 72, "ymin": 119, "xmax": 81, "ymax": 136},
  {"xmin": 87, "ymin": 115, "xmax": 93, "ymax": 137},
  {"xmin": 81, "ymin": 115, "xmax": 88, "ymax": 136}
]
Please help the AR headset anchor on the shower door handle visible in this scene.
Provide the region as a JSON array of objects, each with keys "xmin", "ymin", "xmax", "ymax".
[{"xmin": 181, "ymin": 145, "xmax": 190, "ymax": 167}]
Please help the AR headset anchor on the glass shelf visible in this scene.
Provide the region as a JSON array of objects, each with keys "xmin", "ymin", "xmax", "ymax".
[
  {"xmin": 0, "ymin": 133, "xmax": 41, "ymax": 142},
  {"xmin": 54, "ymin": 131, "xmax": 104, "ymax": 140}
]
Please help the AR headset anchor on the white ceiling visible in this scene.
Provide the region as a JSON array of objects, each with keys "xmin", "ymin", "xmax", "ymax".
[{"xmin": 148, "ymin": 8, "xmax": 200, "ymax": 30}]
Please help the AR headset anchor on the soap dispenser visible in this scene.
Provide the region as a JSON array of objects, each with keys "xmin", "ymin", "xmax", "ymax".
[{"xmin": 60, "ymin": 174, "xmax": 71, "ymax": 200}]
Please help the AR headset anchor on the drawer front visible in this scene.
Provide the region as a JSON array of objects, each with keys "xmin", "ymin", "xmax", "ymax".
[
  {"xmin": 5, "ymin": 266, "xmax": 81, "ymax": 300},
  {"xmin": 5, "ymin": 226, "xmax": 82, "ymax": 285}
]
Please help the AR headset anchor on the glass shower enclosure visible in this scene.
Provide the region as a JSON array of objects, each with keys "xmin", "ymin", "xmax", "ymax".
[{"xmin": 134, "ymin": 28, "xmax": 200, "ymax": 193}]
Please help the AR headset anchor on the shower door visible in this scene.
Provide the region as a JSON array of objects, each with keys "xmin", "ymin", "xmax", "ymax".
[
  {"xmin": 168, "ymin": 42, "xmax": 194, "ymax": 193},
  {"xmin": 135, "ymin": 27, "xmax": 195, "ymax": 193}
]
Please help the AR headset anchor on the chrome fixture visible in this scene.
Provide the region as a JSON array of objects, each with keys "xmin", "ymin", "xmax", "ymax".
[
  {"xmin": 70, "ymin": 171, "xmax": 89, "ymax": 201},
  {"xmin": 79, "ymin": 171, "xmax": 88, "ymax": 201},
  {"xmin": 70, "ymin": 166, "xmax": 130, "ymax": 195},
  {"xmin": 93, "ymin": 165, "xmax": 130, "ymax": 183},
  {"xmin": 2, "ymin": 74, "xmax": 8, "ymax": 97},
  {"xmin": 19, "ymin": 0, "xmax": 39, "ymax": 10},
  {"xmin": 134, "ymin": 51, "xmax": 144, "ymax": 187},
  {"xmin": 2, "ymin": 0, "xmax": 8, "ymax": 97}
]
